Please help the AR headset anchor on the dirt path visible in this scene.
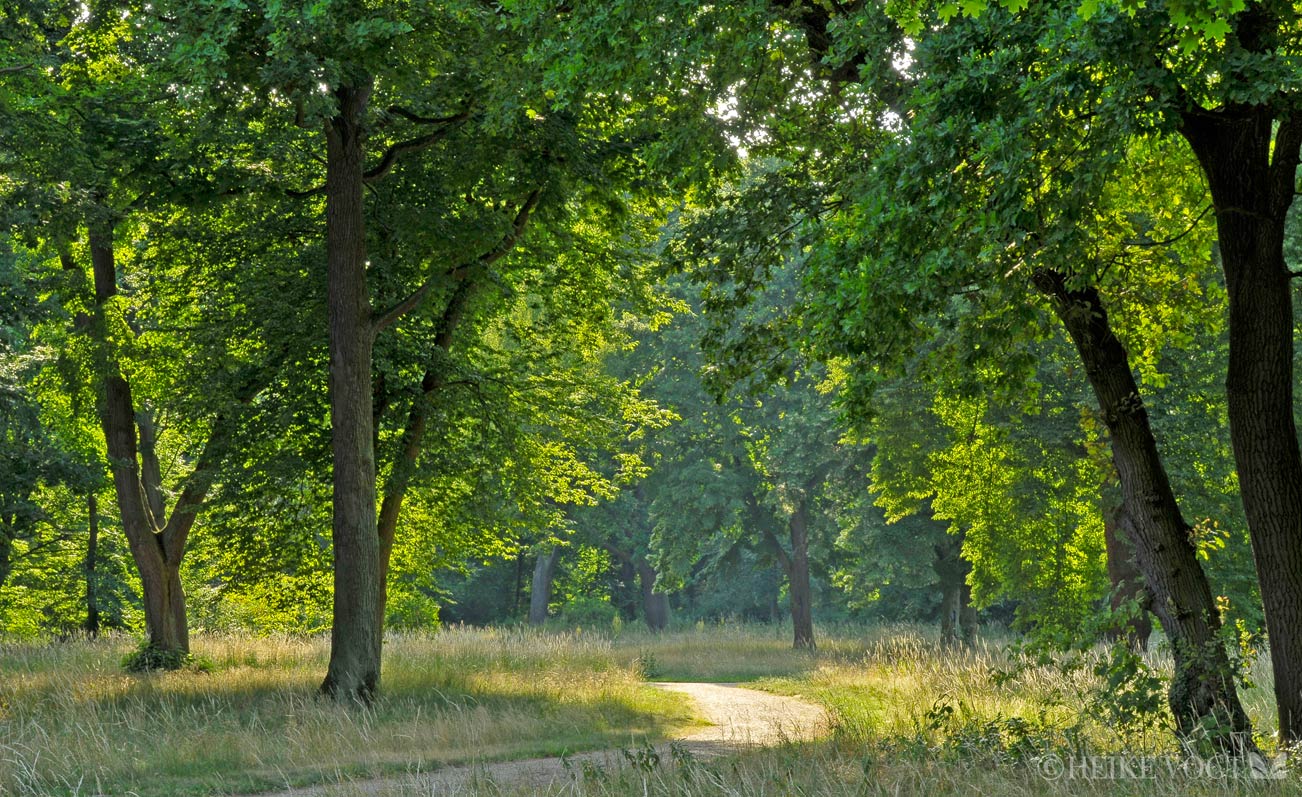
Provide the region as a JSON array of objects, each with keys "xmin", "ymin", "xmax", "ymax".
[{"xmin": 256, "ymin": 682, "xmax": 830, "ymax": 796}]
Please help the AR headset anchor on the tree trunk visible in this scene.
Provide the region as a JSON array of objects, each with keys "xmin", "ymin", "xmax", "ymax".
[
  {"xmin": 85, "ymin": 493, "xmax": 100, "ymax": 637},
  {"xmin": 634, "ymin": 556, "xmax": 670, "ymax": 631},
  {"xmin": 371, "ymin": 206, "xmax": 538, "ymax": 630},
  {"xmin": 320, "ymin": 81, "xmax": 383, "ymax": 704},
  {"xmin": 788, "ymin": 497, "xmax": 815, "ymax": 650},
  {"xmin": 0, "ymin": 519, "xmax": 13, "ymax": 593},
  {"xmin": 1103, "ymin": 500, "xmax": 1152, "ymax": 651},
  {"xmin": 89, "ymin": 221, "xmax": 190, "ymax": 657},
  {"xmin": 528, "ymin": 547, "xmax": 562, "ymax": 625},
  {"xmin": 1034, "ymin": 268, "xmax": 1253, "ymax": 751},
  {"xmin": 934, "ymin": 534, "xmax": 973, "ymax": 646},
  {"xmin": 617, "ymin": 556, "xmax": 639, "ymax": 620},
  {"xmin": 136, "ymin": 408, "xmax": 167, "ymax": 526},
  {"xmin": 959, "ymin": 581, "xmax": 977, "ymax": 644},
  {"xmin": 1181, "ymin": 109, "xmax": 1302, "ymax": 745}
]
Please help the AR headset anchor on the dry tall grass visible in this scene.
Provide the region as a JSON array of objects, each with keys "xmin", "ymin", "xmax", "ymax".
[
  {"xmin": 0, "ymin": 628, "xmax": 691, "ymax": 797},
  {"xmin": 0, "ymin": 623, "xmax": 1290, "ymax": 797}
]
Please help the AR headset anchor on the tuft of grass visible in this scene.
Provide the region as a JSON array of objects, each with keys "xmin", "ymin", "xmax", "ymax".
[{"xmin": 122, "ymin": 642, "xmax": 214, "ymax": 673}]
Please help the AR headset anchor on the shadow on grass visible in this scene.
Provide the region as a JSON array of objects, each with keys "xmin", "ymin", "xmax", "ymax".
[{"xmin": 1, "ymin": 645, "xmax": 692, "ymax": 797}]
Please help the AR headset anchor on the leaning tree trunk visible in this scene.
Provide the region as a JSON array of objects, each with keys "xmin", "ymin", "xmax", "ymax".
[
  {"xmin": 1034, "ymin": 268, "xmax": 1253, "ymax": 751},
  {"xmin": 1103, "ymin": 500, "xmax": 1152, "ymax": 651},
  {"xmin": 529, "ymin": 547, "xmax": 562, "ymax": 626},
  {"xmin": 1181, "ymin": 108, "xmax": 1302, "ymax": 745},
  {"xmin": 634, "ymin": 556, "xmax": 670, "ymax": 631},
  {"xmin": 320, "ymin": 81, "xmax": 383, "ymax": 704},
  {"xmin": 788, "ymin": 497, "xmax": 815, "ymax": 651},
  {"xmin": 374, "ymin": 282, "xmax": 478, "ymax": 630},
  {"xmin": 369, "ymin": 197, "xmax": 538, "ymax": 633}
]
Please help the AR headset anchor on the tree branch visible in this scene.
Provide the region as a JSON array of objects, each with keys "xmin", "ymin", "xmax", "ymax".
[
  {"xmin": 156, "ymin": 348, "xmax": 285, "ymax": 564},
  {"xmin": 1120, "ymin": 204, "xmax": 1214, "ymax": 249},
  {"xmin": 363, "ymin": 109, "xmax": 472, "ymax": 183},
  {"xmin": 372, "ymin": 186, "xmax": 544, "ymax": 335},
  {"xmin": 760, "ymin": 524, "xmax": 794, "ymax": 574},
  {"xmin": 285, "ymin": 185, "xmax": 326, "ymax": 199},
  {"xmin": 385, "ymin": 106, "xmax": 471, "ymax": 125}
]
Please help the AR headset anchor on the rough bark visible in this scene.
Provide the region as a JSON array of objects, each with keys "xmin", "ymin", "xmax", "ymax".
[
  {"xmin": 85, "ymin": 493, "xmax": 100, "ymax": 636},
  {"xmin": 320, "ymin": 81, "xmax": 383, "ymax": 704},
  {"xmin": 1180, "ymin": 107, "xmax": 1302, "ymax": 745},
  {"xmin": 635, "ymin": 557, "xmax": 670, "ymax": 631},
  {"xmin": 788, "ymin": 496, "xmax": 815, "ymax": 650},
  {"xmin": 1103, "ymin": 501, "xmax": 1152, "ymax": 651},
  {"xmin": 1034, "ymin": 268, "xmax": 1253, "ymax": 750},
  {"xmin": 528, "ymin": 547, "xmax": 561, "ymax": 625}
]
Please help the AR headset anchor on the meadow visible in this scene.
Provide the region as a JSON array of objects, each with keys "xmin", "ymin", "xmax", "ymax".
[{"xmin": 0, "ymin": 623, "xmax": 1293, "ymax": 796}]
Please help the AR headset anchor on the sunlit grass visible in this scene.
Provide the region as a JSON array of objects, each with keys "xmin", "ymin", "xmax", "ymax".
[
  {"xmin": 0, "ymin": 623, "xmax": 1290, "ymax": 797},
  {"xmin": 752, "ymin": 629, "xmax": 1278, "ymax": 754},
  {"xmin": 0, "ymin": 628, "xmax": 693, "ymax": 797}
]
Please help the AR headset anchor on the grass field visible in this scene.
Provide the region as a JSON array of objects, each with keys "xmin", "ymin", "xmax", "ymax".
[
  {"xmin": 0, "ymin": 623, "xmax": 1293, "ymax": 796},
  {"xmin": 0, "ymin": 629, "xmax": 692, "ymax": 796}
]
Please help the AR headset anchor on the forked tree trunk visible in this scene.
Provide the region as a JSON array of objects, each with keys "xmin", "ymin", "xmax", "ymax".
[
  {"xmin": 529, "ymin": 547, "xmax": 562, "ymax": 626},
  {"xmin": 1103, "ymin": 501, "xmax": 1152, "ymax": 651},
  {"xmin": 1181, "ymin": 108, "xmax": 1302, "ymax": 745},
  {"xmin": 788, "ymin": 497, "xmax": 815, "ymax": 650},
  {"xmin": 320, "ymin": 81, "xmax": 383, "ymax": 703},
  {"xmin": 1034, "ymin": 268, "xmax": 1253, "ymax": 751},
  {"xmin": 89, "ymin": 223, "xmax": 194, "ymax": 657}
]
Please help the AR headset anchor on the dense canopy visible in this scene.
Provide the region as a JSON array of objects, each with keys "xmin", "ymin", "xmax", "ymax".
[{"xmin": 2, "ymin": 0, "xmax": 1300, "ymax": 759}]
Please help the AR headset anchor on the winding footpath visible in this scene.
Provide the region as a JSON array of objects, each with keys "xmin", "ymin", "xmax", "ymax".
[{"xmin": 259, "ymin": 682, "xmax": 830, "ymax": 796}]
